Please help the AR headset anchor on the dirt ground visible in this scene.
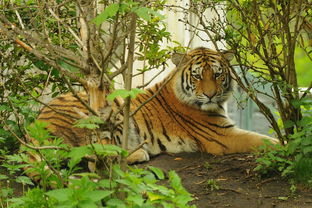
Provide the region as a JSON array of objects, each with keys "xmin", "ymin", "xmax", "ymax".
[
  {"xmin": 2, "ymin": 153, "xmax": 312, "ymax": 208},
  {"xmin": 143, "ymin": 153, "xmax": 312, "ymax": 208}
]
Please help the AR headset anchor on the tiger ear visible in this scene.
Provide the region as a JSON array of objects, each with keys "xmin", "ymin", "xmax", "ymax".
[
  {"xmin": 221, "ymin": 50, "xmax": 235, "ymax": 61},
  {"xmin": 171, "ymin": 52, "xmax": 191, "ymax": 67}
]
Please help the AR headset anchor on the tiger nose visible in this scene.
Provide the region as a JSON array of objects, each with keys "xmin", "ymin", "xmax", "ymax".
[{"xmin": 203, "ymin": 92, "xmax": 216, "ymax": 99}]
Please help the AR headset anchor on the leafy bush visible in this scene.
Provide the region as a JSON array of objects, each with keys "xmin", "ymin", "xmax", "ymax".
[
  {"xmin": 1, "ymin": 119, "xmax": 196, "ymax": 208},
  {"xmin": 2, "ymin": 157, "xmax": 196, "ymax": 208},
  {"xmin": 254, "ymin": 99, "xmax": 312, "ymax": 187}
]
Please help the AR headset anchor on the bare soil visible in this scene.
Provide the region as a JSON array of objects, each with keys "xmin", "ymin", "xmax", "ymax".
[
  {"xmin": 2, "ymin": 153, "xmax": 312, "ymax": 208},
  {"xmin": 143, "ymin": 153, "xmax": 312, "ymax": 208}
]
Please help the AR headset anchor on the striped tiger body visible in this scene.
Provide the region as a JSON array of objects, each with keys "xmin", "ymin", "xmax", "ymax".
[{"xmin": 35, "ymin": 47, "xmax": 278, "ymax": 164}]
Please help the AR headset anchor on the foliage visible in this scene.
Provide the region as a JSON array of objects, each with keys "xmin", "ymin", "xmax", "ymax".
[
  {"xmin": 107, "ymin": 88, "xmax": 146, "ymax": 101},
  {"xmin": 2, "ymin": 166, "xmax": 195, "ymax": 208},
  {"xmin": 1, "ymin": 120, "xmax": 195, "ymax": 208},
  {"xmin": 254, "ymin": 101, "xmax": 312, "ymax": 187},
  {"xmin": 206, "ymin": 179, "xmax": 220, "ymax": 191}
]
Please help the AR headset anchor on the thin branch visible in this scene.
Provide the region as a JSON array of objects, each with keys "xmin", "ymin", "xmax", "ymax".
[
  {"xmin": 300, "ymin": 82, "xmax": 312, "ymax": 99},
  {"xmin": 91, "ymin": 55, "xmax": 112, "ymax": 86},
  {"xmin": 0, "ymin": 15, "xmax": 88, "ymax": 77},
  {"xmin": 136, "ymin": 65, "xmax": 166, "ymax": 89},
  {"xmin": 14, "ymin": 9, "xmax": 25, "ymax": 29}
]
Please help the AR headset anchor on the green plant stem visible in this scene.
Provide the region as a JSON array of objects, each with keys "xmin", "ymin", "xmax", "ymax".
[{"xmin": 121, "ymin": 12, "xmax": 137, "ymax": 170}]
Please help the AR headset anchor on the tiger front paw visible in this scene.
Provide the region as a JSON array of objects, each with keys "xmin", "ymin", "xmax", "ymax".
[{"xmin": 127, "ymin": 148, "xmax": 150, "ymax": 164}]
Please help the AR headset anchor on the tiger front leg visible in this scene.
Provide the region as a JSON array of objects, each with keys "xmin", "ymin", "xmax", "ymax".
[{"xmin": 221, "ymin": 128, "xmax": 279, "ymax": 154}]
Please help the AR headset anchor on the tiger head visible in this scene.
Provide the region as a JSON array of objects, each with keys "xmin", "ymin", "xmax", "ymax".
[{"xmin": 171, "ymin": 47, "xmax": 235, "ymax": 112}]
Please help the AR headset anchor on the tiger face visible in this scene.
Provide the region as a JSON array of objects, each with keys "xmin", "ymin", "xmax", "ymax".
[{"xmin": 171, "ymin": 47, "xmax": 234, "ymax": 111}]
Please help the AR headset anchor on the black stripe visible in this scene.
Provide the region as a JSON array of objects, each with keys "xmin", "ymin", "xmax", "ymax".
[
  {"xmin": 207, "ymin": 112, "xmax": 227, "ymax": 118},
  {"xmin": 157, "ymin": 139, "xmax": 167, "ymax": 151},
  {"xmin": 180, "ymin": 112, "xmax": 233, "ymax": 130},
  {"xmin": 146, "ymin": 88, "xmax": 154, "ymax": 96},
  {"xmin": 49, "ymin": 104, "xmax": 86, "ymax": 108},
  {"xmin": 154, "ymin": 83, "xmax": 160, "ymax": 91},
  {"xmin": 156, "ymin": 93, "xmax": 227, "ymax": 149},
  {"xmin": 56, "ymin": 98, "xmax": 87, "ymax": 103},
  {"xmin": 132, "ymin": 117, "xmax": 141, "ymax": 140},
  {"xmin": 217, "ymin": 104, "xmax": 224, "ymax": 110},
  {"xmin": 179, "ymin": 137, "xmax": 185, "ymax": 144},
  {"xmin": 161, "ymin": 122, "xmax": 171, "ymax": 142},
  {"xmin": 135, "ymin": 96, "xmax": 155, "ymax": 145},
  {"xmin": 39, "ymin": 116, "xmax": 75, "ymax": 126},
  {"xmin": 137, "ymin": 89, "xmax": 172, "ymax": 143},
  {"xmin": 114, "ymin": 99, "xmax": 122, "ymax": 107},
  {"xmin": 136, "ymin": 91, "xmax": 174, "ymax": 151},
  {"xmin": 40, "ymin": 110, "xmax": 82, "ymax": 120},
  {"xmin": 184, "ymin": 71, "xmax": 191, "ymax": 91},
  {"xmin": 158, "ymin": 93, "xmax": 221, "ymax": 135},
  {"xmin": 50, "ymin": 123, "xmax": 82, "ymax": 146},
  {"xmin": 115, "ymin": 135, "xmax": 121, "ymax": 145},
  {"xmin": 154, "ymin": 93, "xmax": 208, "ymax": 150}
]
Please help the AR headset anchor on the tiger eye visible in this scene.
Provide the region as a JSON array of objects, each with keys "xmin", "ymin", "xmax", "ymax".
[
  {"xmin": 193, "ymin": 74, "xmax": 201, "ymax": 80},
  {"xmin": 214, "ymin": 73, "xmax": 221, "ymax": 78},
  {"xmin": 219, "ymin": 75, "xmax": 225, "ymax": 80}
]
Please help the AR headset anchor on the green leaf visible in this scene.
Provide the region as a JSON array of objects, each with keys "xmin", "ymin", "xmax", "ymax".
[
  {"xmin": 107, "ymin": 88, "xmax": 145, "ymax": 101},
  {"xmin": 0, "ymin": 174, "xmax": 8, "ymax": 180},
  {"xmin": 86, "ymin": 190, "xmax": 114, "ymax": 202},
  {"xmin": 148, "ymin": 166, "xmax": 165, "ymax": 180},
  {"xmin": 113, "ymin": 165, "xmax": 125, "ymax": 177},
  {"xmin": 16, "ymin": 176, "xmax": 34, "ymax": 186},
  {"xmin": 129, "ymin": 88, "xmax": 146, "ymax": 98},
  {"xmin": 78, "ymin": 200, "xmax": 97, "ymax": 208},
  {"xmin": 134, "ymin": 7, "xmax": 151, "ymax": 21},
  {"xmin": 91, "ymin": 143, "xmax": 128, "ymax": 157},
  {"xmin": 0, "ymin": 188, "xmax": 13, "ymax": 198},
  {"xmin": 133, "ymin": 7, "xmax": 165, "ymax": 22},
  {"xmin": 26, "ymin": 120, "xmax": 51, "ymax": 143},
  {"xmin": 74, "ymin": 116, "xmax": 104, "ymax": 130},
  {"xmin": 127, "ymin": 194, "xmax": 145, "ymax": 206},
  {"xmin": 107, "ymin": 89, "xmax": 130, "ymax": 101},
  {"xmin": 147, "ymin": 192, "xmax": 165, "ymax": 201},
  {"xmin": 68, "ymin": 146, "xmax": 92, "ymax": 169},
  {"xmin": 169, "ymin": 171, "xmax": 182, "ymax": 190},
  {"xmin": 45, "ymin": 188, "xmax": 73, "ymax": 201},
  {"xmin": 303, "ymin": 146, "xmax": 312, "ymax": 155},
  {"xmin": 57, "ymin": 59, "xmax": 79, "ymax": 72},
  {"xmin": 74, "ymin": 123, "xmax": 99, "ymax": 130},
  {"xmin": 0, "ymin": 104, "xmax": 11, "ymax": 111},
  {"xmin": 106, "ymin": 198, "xmax": 126, "ymax": 208},
  {"xmin": 98, "ymin": 179, "xmax": 117, "ymax": 189},
  {"xmin": 92, "ymin": 4, "xmax": 120, "ymax": 26},
  {"xmin": 277, "ymin": 196, "xmax": 288, "ymax": 201},
  {"xmin": 72, "ymin": 172, "xmax": 100, "ymax": 179},
  {"xmin": 284, "ymin": 120, "xmax": 295, "ymax": 129}
]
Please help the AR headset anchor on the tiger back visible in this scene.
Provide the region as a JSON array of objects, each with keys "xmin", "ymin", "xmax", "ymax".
[{"xmin": 31, "ymin": 47, "xmax": 278, "ymax": 164}]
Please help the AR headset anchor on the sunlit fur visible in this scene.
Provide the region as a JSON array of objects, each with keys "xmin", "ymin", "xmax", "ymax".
[{"xmin": 32, "ymin": 47, "xmax": 278, "ymax": 164}]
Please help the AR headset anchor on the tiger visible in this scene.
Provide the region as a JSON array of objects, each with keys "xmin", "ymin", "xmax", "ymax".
[{"xmin": 32, "ymin": 47, "xmax": 278, "ymax": 165}]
